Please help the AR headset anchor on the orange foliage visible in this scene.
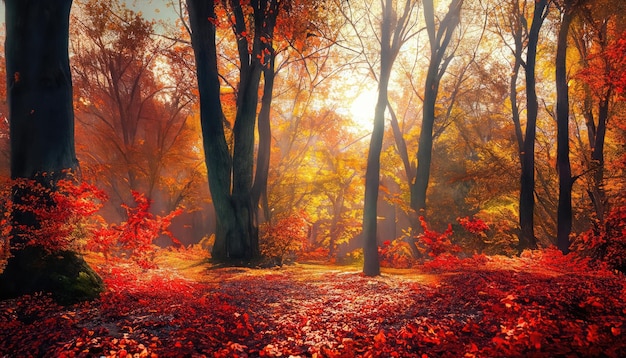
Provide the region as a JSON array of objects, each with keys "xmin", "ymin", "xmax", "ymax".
[{"xmin": 259, "ymin": 211, "xmax": 310, "ymax": 264}]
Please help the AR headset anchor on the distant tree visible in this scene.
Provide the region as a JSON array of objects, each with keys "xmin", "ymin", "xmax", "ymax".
[
  {"xmin": 571, "ymin": 0, "xmax": 626, "ymax": 224},
  {"xmin": 71, "ymin": 0, "xmax": 203, "ymax": 216},
  {"xmin": 0, "ymin": 0, "xmax": 103, "ymax": 303}
]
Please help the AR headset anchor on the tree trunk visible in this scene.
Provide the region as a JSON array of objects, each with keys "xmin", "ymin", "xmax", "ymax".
[
  {"xmin": 518, "ymin": 0, "xmax": 548, "ymax": 252},
  {"xmin": 0, "ymin": 0, "xmax": 103, "ymax": 303},
  {"xmin": 252, "ymin": 59, "xmax": 275, "ymax": 224},
  {"xmin": 556, "ymin": 8, "xmax": 573, "ymax": 254},
  {"xmin": 411, "ymin": 0, "xmax": 462, "ymax": 216},
  {"xmin": 188, "ymin": 0, "xmax": 280, "ymax": 262},
  {"xmin": 387, "ymin": 106, "xmax": 420, "ymax": 257},
  {"xmin": 252, "ymin": 0, "xmax": 279, "ymax": 228},
  {"xmin": 186, "ymin": 0, "xmax": 238, "ymax": 260},
  {"xmin": 363, "ymin": 0, "xmax": 400, "ymax": 277},
  {"xmin": 589, "ymin": 94, "xmax": 609, "ymax": 221}
]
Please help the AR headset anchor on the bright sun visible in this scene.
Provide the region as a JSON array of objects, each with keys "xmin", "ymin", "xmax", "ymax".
[{"xmin": 348, "ymin": 88, "xmax": 379, "ymax": 131}]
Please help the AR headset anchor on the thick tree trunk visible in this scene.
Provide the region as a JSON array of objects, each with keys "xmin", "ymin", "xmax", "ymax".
[
  {"xmin": 0, "ymin": 0, "xmax": 103, "ymax": 303},
  {"xmin": 7, "ymin": 1, "xmax": 77, "ymax": 178},
  {"xmin": 518, "ymin": 0, "xmax": 548, "ymax": 252},
  {"xmin": 556, "ymin": 9, "xmax": 573, "ymax": 254},
  {"xmin": 186, "ymin": 0, "xmax": 237, "ymax": 260},
  {"xmin": 188, "ymin": 0, "xmax": 280, "ymax": 262}
]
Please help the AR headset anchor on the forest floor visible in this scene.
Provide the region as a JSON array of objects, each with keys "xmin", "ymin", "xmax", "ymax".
[{"xmin": 1, "ymin": 247, "xmax": 625, "ymax": 357}]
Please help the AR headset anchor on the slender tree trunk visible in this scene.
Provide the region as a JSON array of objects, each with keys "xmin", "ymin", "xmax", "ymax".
[
  {"xmin": 589, "ymin": 94, "xmax": 609, "ymax": 221},
  {"xmin": 328, "ymin": 192, "xmax": 344, "ymax": 259},
  {"xmin": 387, "ymin": 105, "xmax": 420, "ymax": 257},
  {"xmin": 575, "ymin": 27, "xmax": 609, "ymax": 224},
  {"xmin": 252, "ymin": 61, "xmax": 274, "ymax": 223},
  {"xmin": 363, "ymin": 0, "xmax": 399, "ymax": 277},
  {"xmin": 411, "ymin": 0, "xmax": 462, "ymax": 216},
  {"xmin": 252, "ymin": 2, "xmax": 278, "ymax": 225},
  {"xmin": 518, "ymin": 0, "xmax": 548, "ymax": 252},
  {"xmin": 556, "ymin": 8, "xmax": 573, "ymax": 254},
  {"xmin": 0, "ymin": 0, "xmax": 103, "ymax": 304},
  {"xmin": 412, "ymin": 71, "xmax": 438, "ymax": 215}
]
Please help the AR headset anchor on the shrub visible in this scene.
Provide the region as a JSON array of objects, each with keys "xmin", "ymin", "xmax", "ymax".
[
  {"xmin": 259, "ymin": 211, "xmax": 309, "ymax": 265},
  {"xmin": 572, "ymin": 199, "xmax": 626, "ymax": 273},
  {"xmin": 416, "ymin": 216, "xmax": 461, "ymax": 258},
  {"xmin": 2, "ymin": 176, "xmax": 106, "ymax": 254},
  {"xmin": 379, "ymin": 232, "xmax": 416, "ymax": 268},
  {"xmin": 87, "ymin": 191, "xmax": 183, "ymax": 269}
]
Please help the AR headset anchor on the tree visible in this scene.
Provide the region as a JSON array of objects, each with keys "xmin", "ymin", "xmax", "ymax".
[
  {"xmin": 186, "ymin": 0, "xmax": 283, "ymax": 261},
  {"xmin": 411, "ymin": 0, "xmax": 463, "ymax": 216},
  {"xmin": 186, "ymin": 0, "xmax": 238, "ymax": 260},
  {"xmin": 571, "ymin": 0, "xmax": 626, "ymax": 224},
  {"xmin": 555, "ymin": 0, "xmax": 578, "ymax": 254},
  {"xmin": 516, "ymin": 0, "xmax": 550, "ymax": 251},
  {"xmin": 71, "ymin": 0, "xmax": 204, "ymax": 219},
  {"xmin": 355, "ymin": 0, "xmax": 417, "ymax": 276},
  {"xmin": 186, "ymin": 0, "xmax": 333, "ymax": 262},
  {"xmin": 0, "ymin": 0, "xmax": 103, "ymax": 303}
]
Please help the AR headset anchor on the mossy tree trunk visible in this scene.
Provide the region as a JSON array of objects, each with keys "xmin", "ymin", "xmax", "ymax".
[{"xmin": 0, "ymin": 0, "xmax": 103, "ymax": 304}]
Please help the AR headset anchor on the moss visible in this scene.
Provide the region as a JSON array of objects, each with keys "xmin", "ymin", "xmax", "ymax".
[{"xmin": 0, "ymin": 247, "xmax": 104, "ymax": 305}]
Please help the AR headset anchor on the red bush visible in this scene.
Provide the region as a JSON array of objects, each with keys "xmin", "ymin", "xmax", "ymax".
[
  {"xmin": 5, "ymin": 177, "xmax": 106, "ymax": 253},
  {"xmin": 572, "ymin": 199, "xmax": 626, "ymax": 272},
  {"xmin": 379, "ymin": 235, "xmax": 416, "ymax": 268},
  {"xmin": 417, "ymin": 216, "xmax": 461, "ymax": 258},
  {"xmin": 457, "ymin": 216, "xmax": 489, "ymax": 236},
  {"xmin": 260, "ymin": 211, "xmax": 310, "ymax": 264},
  {"xmin": 87, "ymin": 191, "xmax": 183, "ymax": 268}
]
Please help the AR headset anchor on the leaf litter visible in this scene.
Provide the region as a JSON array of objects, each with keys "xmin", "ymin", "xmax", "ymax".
[{"xmin": 1, "ymin": 249, "xmax": 625, "ymax": 357}]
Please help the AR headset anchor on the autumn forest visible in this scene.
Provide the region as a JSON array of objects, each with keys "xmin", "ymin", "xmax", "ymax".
[{"xmin": 0, "ymin": 0, "xmax": 625, "ymax": 356}]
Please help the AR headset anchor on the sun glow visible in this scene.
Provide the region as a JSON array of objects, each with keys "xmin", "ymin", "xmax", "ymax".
[{"xmin": 348, "ymin": 88, "xmax": 379, "ymax": 131}]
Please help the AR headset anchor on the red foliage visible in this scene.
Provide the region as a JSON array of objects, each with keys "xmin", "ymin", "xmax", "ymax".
[
  {"xmin": 417, "ymin": 216, "xmax": 461, "ymax": 258},
  {"xmin": 298, "ymin": 247, "xmax": 330, "ymax": 262},
  {"xmin": 88, "ymin": 191, "xmax": 183, "ymax": 268},
  {"xmin": 260, "ymin": 211, "xmax": 310, "ymax": 264},
  {"xmin": 457, "ymin": 216, "xmax": 489, "ymax": 236},
  {"xmin": 572, "ymin": 198, "xmax": 626, "ymax": 272},
  {"xmin": 379, "ymin": 237, "xmax": 416, "ymax": 268},
  {"xmin": 578, "ymin": 30, "xmax": 626, "ymax": 99},
  {"xmin": 5, "ymin": 178, "xmax": 106, "ymax": 253},
  {"xmin": 1, "ymin": 252, "xmax": 625, "ymax": 357}
]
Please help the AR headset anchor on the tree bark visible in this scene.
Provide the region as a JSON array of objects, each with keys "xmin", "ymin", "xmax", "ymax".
[
  {"xmin": 252, "ymin": 0, "xmax": 280, "ymax": 226},
  {"xmin": 518, "ymin": 0, "xmax": 548, "ymax": 252},
  {"xmin": 556, "ymin": 7, "xmax": 573, "ymax": 254},
  {"xmin": 7, "ymin": 0, "xmax": 77, "ymax": 178},
  {"xmin": 363, "ymin": 0, "xmax": 398, "ymax": 277},
  {"xmin": 411, "ymin": 0, "xmax": 462, "ymax": 216},
  {"xmin": 0, "ymin": 0, "xmax": 103, "ymax": 303},
  {"xmin": 186, "ymin": 0, "xmax": 238, "ymax": 260},
  {"xmin": 188, "ymin": 0, "xmax": 280, "ymax": 262}
]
